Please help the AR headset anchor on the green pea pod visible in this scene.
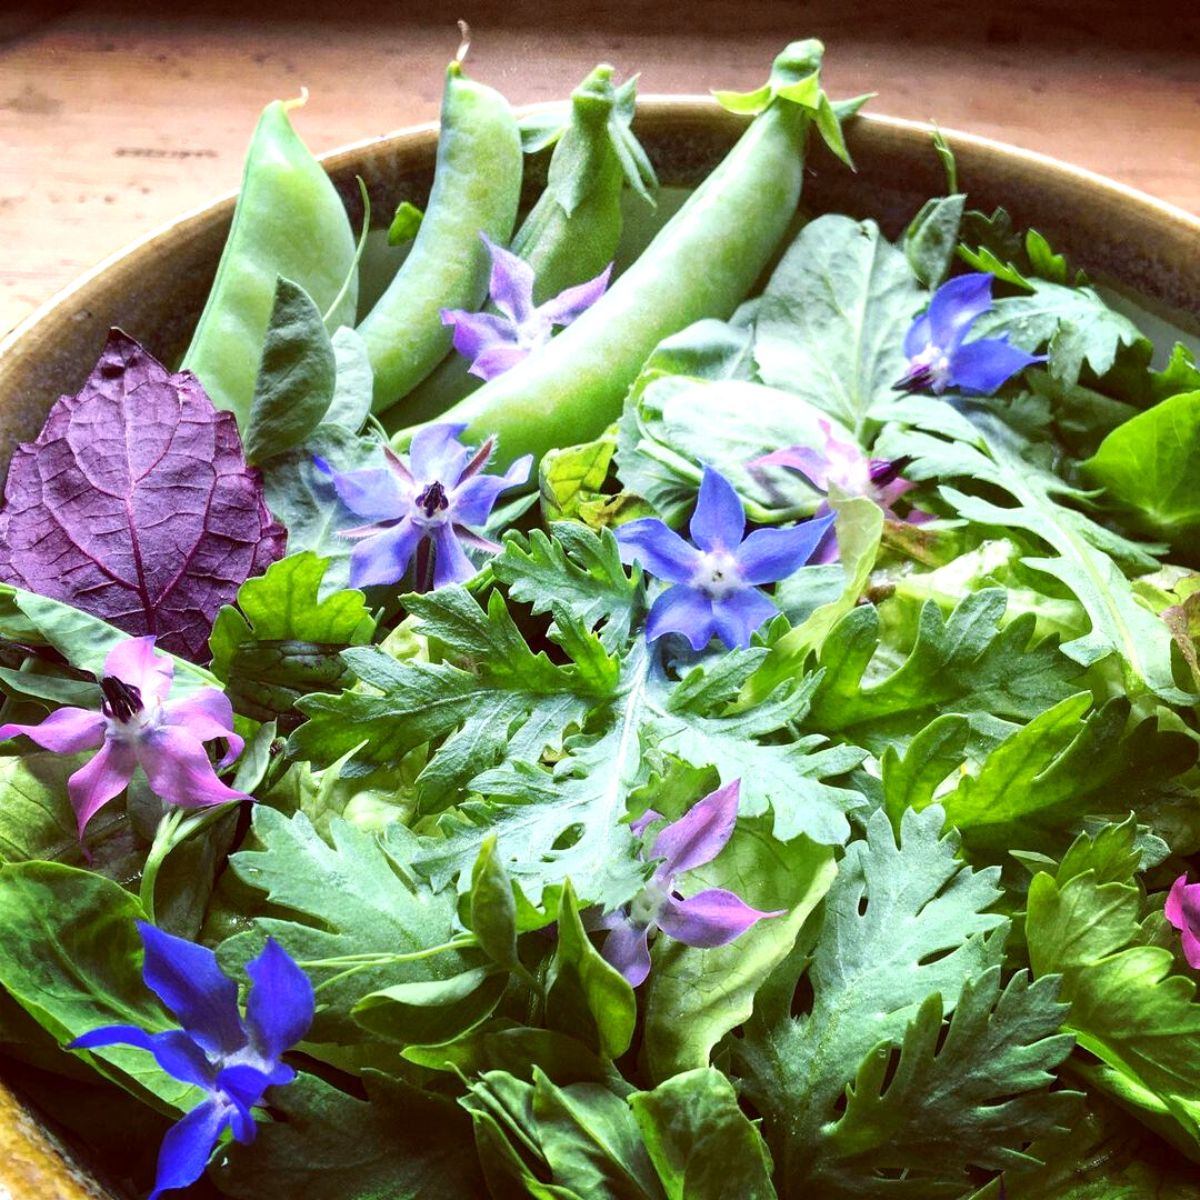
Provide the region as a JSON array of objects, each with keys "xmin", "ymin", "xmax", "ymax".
[
  {"xmin": 358, "ymin": 61, "xmax": 522, "ymax": 413},
  {"xmin": 181, "ymin": 96, "xmax": 358, "ymax": 429},
  {"xmin": 389, "ymin": 64, "xmax": 657, "ymax": 429},
  {"xmin": 392, "ymin": 45, "xmax": 831, "ymax": 468}
]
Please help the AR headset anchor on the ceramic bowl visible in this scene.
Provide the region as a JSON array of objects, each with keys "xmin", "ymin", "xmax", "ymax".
[{"xmin": 0, "ymin": 99, "xmax": 1198, "ymax": 1199}]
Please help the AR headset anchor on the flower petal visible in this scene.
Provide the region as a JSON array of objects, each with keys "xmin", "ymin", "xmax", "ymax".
[
  {"xmin": 615, "ymin": 519, "xmax": 701, "ymax": 583},
  {"xmin": 244, "ymin": 938, "xmax": 315, "ymax": 1062},
  {"xmin": 348, "ymin": 519, "xmax": 423, "ymax": 589},
  {"xmin": 69, "ymin": 740, "xmax": 137, "ymax": 835},
  {"xmin": 651, "ymin": 780, "xmax": 741, "ymax": 877},
  {"xmin": 149, "ymin": 1099, "xmax": 233, "ymax": 1200},
  {"xmin": 453, "ymin": 454, "xmax": 532, "ymax": 527},
  {"xmin": 535, "ymin": 263, "xmax": 613, "ymax": 327},
  {"xmin": 216, "ymin": 1063, "xmax": 280, "ymax": 1141},
  {"xmin": 408, "ymin": 423, "xmax": 471, "ymax": 485},
  {"xmin": 431, "ymin": 523, "xmax": 477, "ymax": 589},
  {"xmin": 923, "ymin": 272, "xmax": 995, "ymax": 352},
  {"xmin": 902, "ymin": 311, "xmax": 935, "ymax": 360},
  {"xmin": 137, "ymin": 727, "xmax": 251, "ymax": 811},
  {"xmin": 629, "ymin": 808, "xmax": 665, "ymax": 839},
  {"xmin": 469, "ymin": 342, "xmax": 532, "ymax": 380},
  {"xmin": 103, "ymin": 636, "xmax": 174, "ymax": 702},
  {"xmin": 689, "ymin": 466, "xmax": 745, "ymax": 553},
  {"xmin": 710, "ymin": 588, "xmax": 778, "ymax": 650},
  {"xmin": 0, "ymin": 706, "xmax": 106, "ymax": 754},
  {"xmin": 645, "ymin": 584, "xmax": 717, "ymax": 651},
  {"xmin": 751, "ymin": 445, "xmax": 832, "ymax": 491},
  {"xmin": 1166, "ymin": 875, "xmax": 1189, "ymax": 930},
  {"xmin": 657, "ymin": 887, "xmax": 782, "ymax": 948},
  {"xmin": 948, "ymin": 337, "xmax": 1045, "ymax": 396},
  {"xmin": 136, "ymin": 921, "xmax": 247, "ymax": 1056},
  {"xmin": 163, "ymin": 690, "xmax": 242, "ymax": 768},
  {"xmin": 601, "ymin": 919, "xmax": 652, "ymax": 988},
  {"xmin": 482, "ymin": 233, "xmax": 537, "ymax": 325},
  {"xmin": 316, "ymin": 459, "xmax": 408, "ymax": 524},
  {"xmin": 440, "ymin": 307, "xmax": 518, "ymax": 361},
  {"xmin": 70, "ymin": 1025, "xmax": 216, "ymax": 1090},
  {"xmin": 735, "ymin": 514, "xmax": 835, "ymax": 585},
  {"xmin": 1182, "ymin": 927, "xmax": 1200, "ymax": 971}
]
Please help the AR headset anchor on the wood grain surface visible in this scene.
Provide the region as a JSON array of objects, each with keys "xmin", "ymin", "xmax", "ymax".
[{"xmin": 1, "ymin": 0, "xmax": 1198, "ymax": 338}]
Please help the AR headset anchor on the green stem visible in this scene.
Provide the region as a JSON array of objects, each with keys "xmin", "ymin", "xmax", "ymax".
[
  {"xmin": 306, "ymin": 936, "xmax": 479, "ymax": 993},
  {"xmin": 139, "ymin": 809, "xmax": 185, "ymax": 924}
]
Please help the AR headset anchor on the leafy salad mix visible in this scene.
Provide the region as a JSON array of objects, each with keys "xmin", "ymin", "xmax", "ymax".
[{"xmin": 2, "ymin": 34, "xmax": 1200, "ymax": 1200}]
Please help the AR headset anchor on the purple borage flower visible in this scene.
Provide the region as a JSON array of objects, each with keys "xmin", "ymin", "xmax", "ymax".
[
  {"xmin": 599, "ymin": 780, "xmax": 782, "ymax": 986},
  {"xmin": 440, "ymin": 233, "xmax": 612, "ymax": 380},
  {"xmin": 751, "ymin": 418, "xmax": 930, "ymax": 563},
  {"xmin": 0, "ymin": 637, "xmax": 247, "ymax": 838},
  {"xmin": 316, "ymin": 423, "xmax": 531, "ymax": 591},
  {"xmin": 616, "ymin": 465, "xmax": 833, "ymax": 650},
  {"xmin": 70, "ymin": 923, "xmax": 313, "ymax": 1200},
  {"xmin": 1166, "ymin": 875, "xmax": 1200, "ymax": 969},
  {"xmin": 897, "ymin": 272, "xmax": 1045, "ymax": 396}
]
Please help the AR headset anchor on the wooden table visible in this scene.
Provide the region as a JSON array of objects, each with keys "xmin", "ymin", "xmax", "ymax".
[{"xmin": 1, "ymin": 0, "xmax": 1198, "ymax": 338}]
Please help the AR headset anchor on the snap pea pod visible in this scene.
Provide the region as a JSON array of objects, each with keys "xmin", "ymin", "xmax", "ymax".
[
  {"xmin": 391, "ymin": 89, "xmax": 812, "ymax": 468},
  {"xmin": 181, "ymin": 95, "xmax": 358, "ymax": 429},
  {"xmin": 388, "ymin": 63, "xmax": 656, "ymax": 429},
  {"xmin": 358, "ymin": 61, "xmax": 522, "ymax": 413}
]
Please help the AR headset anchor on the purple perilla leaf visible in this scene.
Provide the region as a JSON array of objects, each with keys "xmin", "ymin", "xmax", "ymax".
[{"xmin": 0, "ymin": 331, "xmax": 286, "ymax": 661}]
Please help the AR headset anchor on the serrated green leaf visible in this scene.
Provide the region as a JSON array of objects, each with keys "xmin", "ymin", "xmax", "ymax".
[
  {"xmin": 292, "ymin": 587, "xmax": 609, "ymax": 807},
  {"xmin": 810, "ymin": 968, "xmax": 1078, "ymax": 1196},
  {"xmin": 807, "ymin": 590, "xmax": 1079, "ymax": 754},
  {"xmin": 220, "ymin": 806, "xmax": 471, "ymax": 1046},
  {"xmin": 493, "ymin": 524, "xmax": 642, "ymax": 652},
  {"xmin": 736, "ymin": 805, "xmax": 1006, "ymax": 1192},
  {"xmin": 209, "ymin": 552, "xmax": 374, "ymax": 699},
  {"xmin": 972, "ymin": 278, "xmax": 1147, "ymax": 387},
  {"xmin": 878, "ymin": 408, "xmax": 1186, "ymax": 702}
]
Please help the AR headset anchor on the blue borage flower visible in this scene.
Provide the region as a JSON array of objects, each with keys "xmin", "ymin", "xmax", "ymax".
[
  {"xmin": 897, "ymin": 272, "xmax": 1045, "ymax": 396},
  {"xmin": 440, "ymin": 233, "xmax": 612, "ymax": 380},
  {"xmin": 599, "ymin": 780, "xmax": 782, "ymax": 986},
  {"xmin": 69, "ymin": 923, "xmax": 313, "ymax": 1200},
  {"xmin": 316, "ymin": 423, "xmax": 532, "ymax": 591},
  {"xmin": 616, "ymin": 465, "xmax": 833, "ymax": 650}
]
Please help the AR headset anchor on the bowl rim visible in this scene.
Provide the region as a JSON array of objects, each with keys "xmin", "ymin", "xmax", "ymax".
[{"xmin": 3, "ymin": 98, "xmax": 1198, "ymax": 361}]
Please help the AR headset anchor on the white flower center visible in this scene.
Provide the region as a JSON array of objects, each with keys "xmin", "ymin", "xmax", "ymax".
[
  {"xmin": 105, "ymin": 699, "xmax": 163, "ymax": 745},
  {"xmin": 912, "ymin": 342, "xmax": 953, "ymax": 393},
  {"xmin": 629, "ymin": 877, "xmax": 671, "ymax": 928},
  {"xmin": 690, "ymin": 548, "xmax": 743, "ymax": 601}
]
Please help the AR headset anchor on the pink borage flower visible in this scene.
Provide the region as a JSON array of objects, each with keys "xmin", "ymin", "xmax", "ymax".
[
  {"xmin": 440, "ymin": 233, "xmax": 612, "ymax": 380},
  {"xmin": 0, "ymin": 636, "xmax": 248, "ymax": 837},
  {"xmin": 598, "ymin": 780, "xmax": 783, "ymax": 987},
  {"xmin": 1166, "ymin": 874, "xmax": 1200, "ymax": 969}
]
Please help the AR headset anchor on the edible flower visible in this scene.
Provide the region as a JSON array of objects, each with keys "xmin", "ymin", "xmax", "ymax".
[
  {"xmin": 599, "ymin": 780, "xmax": 782, "ymax": 986},
  {"xmin": 750, "ymin": 418, "xmax": 929, "ymax": 561},
  {"xmin": 897, "ymin": 272, "xmax": 1044, "ymax": 395},
  {"xmin": 1166, "ymin": 874, "xmax": 1200, "ymax": 969},
  {"xmin": 0, "ymin": 636, "xmax": 247, "ymax": 837},
  {"xmin": 317, "ymin": 423, "xmax": 531, "ymax": 591},
  {"xmin": 441, "ymin": 233, "xmax": 611, "ymax": 379},
  {"xmin": 616, "ymin": 465, "xmax": 833, "ymax": 650},
  {"xmin": 70, "ymin": 923, "xmax": 313, "ymax": 1200}
]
